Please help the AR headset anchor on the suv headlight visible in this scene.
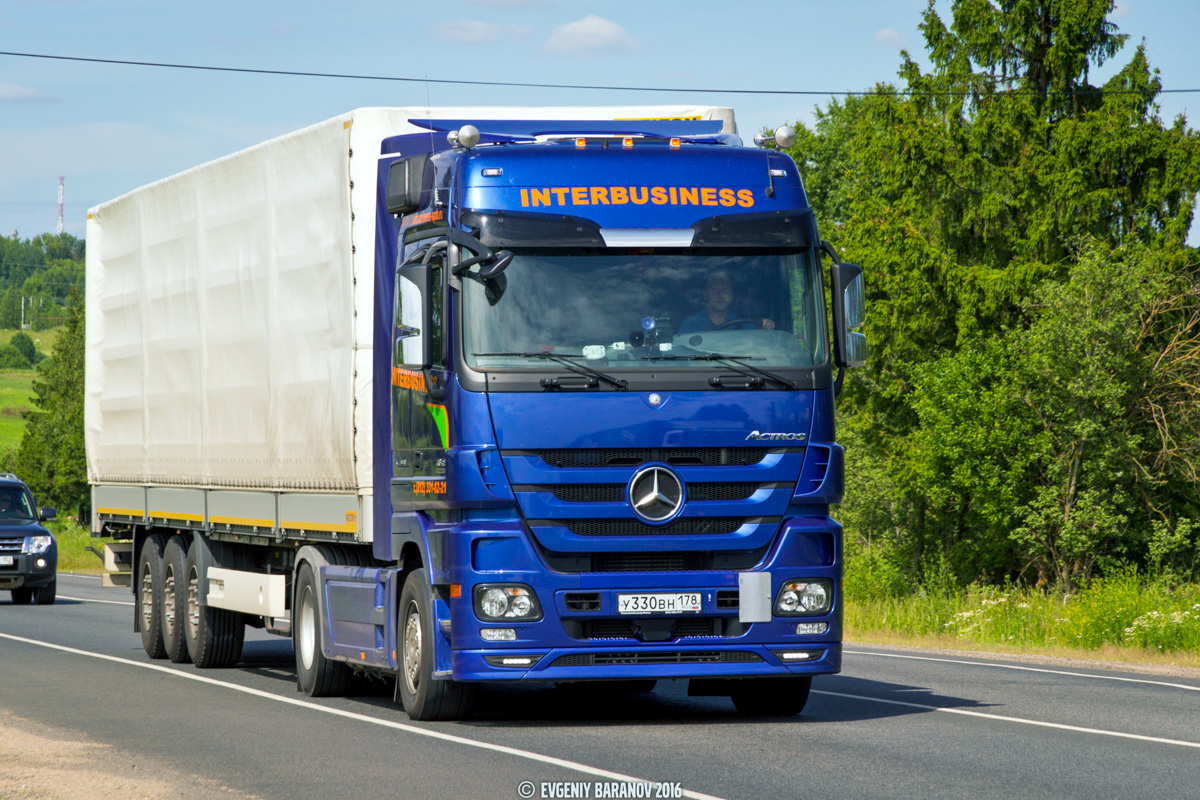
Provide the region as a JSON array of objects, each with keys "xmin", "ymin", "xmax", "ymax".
[
  {"xmin": 22, "ymin": 535, "xmax": 53, "ymax": 555},
  {"xmin": 774, "ymin": 579, "xmax": 832, "ymax": 616},
  {"xmin": 473, "ymin": 584, "xmax": 542, "ymax": 622}
]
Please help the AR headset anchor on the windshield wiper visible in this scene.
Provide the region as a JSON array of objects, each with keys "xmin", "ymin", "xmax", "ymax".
[
  {"xmin": 644, "ymin": 352, "xmax": 800, "ymax": 390},
  {"xmin": 473, "ymin": 352, "xmax": 629, "ymax": 390}
]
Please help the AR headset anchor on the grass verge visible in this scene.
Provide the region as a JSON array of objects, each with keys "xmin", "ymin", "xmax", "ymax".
[
  {"xmin": 845, "ymin": 567, "xmax": 1200, "ymax": 667},
  {"xmin": 50, "ymin": 519, "xmax": 111, "ymax": 575}
]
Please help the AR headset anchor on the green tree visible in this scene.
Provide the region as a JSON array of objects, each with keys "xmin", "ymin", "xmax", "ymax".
[
  {"xmin": 0, "ymin": 289, "xmax": 20, "ymax": 330},
  {"xmin": 9, "ymin": 332, "xmax": 35, "ymax": 365},
  {"xmin": 787, "ymin": 0, "xmax": 1200, "ymax": 587},
  {"xmin": 14, "ymin": 299, "xmax": 86, "ymax": 515}
]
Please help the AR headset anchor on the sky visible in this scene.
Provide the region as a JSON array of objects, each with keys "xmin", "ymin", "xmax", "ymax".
[{"xmin": 2, "ymin": 0, "xmax": 1197, "ymax": 240}]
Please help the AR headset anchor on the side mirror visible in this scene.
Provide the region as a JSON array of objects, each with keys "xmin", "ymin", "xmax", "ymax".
[
  {"xmin": 479, "ymin": 250, "xmax": 513, "ymax": 280},
  {"xmin": 39, "ymin": 507, "xmax": 56, "ymax": 522},
  {"xmin": 385, "ymin": 154, "xmax": 430, "ymax": 215},
  {"xmin": 396, "ymin": 261, "xmax": 433, "ymax": 368},
  {"xmin": 830, "ymin": 260, "xmax": 868, "ymax": 369}
]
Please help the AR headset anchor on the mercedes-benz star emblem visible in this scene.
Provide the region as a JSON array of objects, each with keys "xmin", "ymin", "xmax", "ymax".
[{"xmin": 628, "ymin": 466, "xmax": 684, "ymax": 523}]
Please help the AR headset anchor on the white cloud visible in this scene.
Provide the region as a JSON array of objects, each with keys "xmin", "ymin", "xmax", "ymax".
[
  {"xmin": 874, "ymin": 28, "xmax": 908, "ymax": 48},
  {"xmin": 543, "ymin": 15, "xmax": 639, "ymax": 56},
  {"xmin": 431, "ymin": 19, "xmax": 534, "ymax": 44},
  {"xmin": 0, "ymin": 83, "xmax": 56, "ymax": 104}
]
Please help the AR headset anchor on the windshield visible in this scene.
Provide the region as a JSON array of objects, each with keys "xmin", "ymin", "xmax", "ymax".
[
  {"xmin": 0, "ymin": 486, "xmax": 35, "ymax": 520},
  {"xmin": 464, "ymin": 247, "xmax": 826, "ymax": 371}
]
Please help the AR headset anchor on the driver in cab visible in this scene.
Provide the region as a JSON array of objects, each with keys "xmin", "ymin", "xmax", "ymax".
[{"xmin": 677, "ymin": 271, "xmax": 775, "ymax": 333}]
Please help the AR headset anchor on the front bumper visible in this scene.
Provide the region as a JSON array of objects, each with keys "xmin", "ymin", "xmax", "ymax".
[
  {"xmin": 441, "ymin": 515, "xmax": 842, "ymax": 682},
  {"xmin": 0, "ymin": 545, "xmax": 58, "ymax": 590}
]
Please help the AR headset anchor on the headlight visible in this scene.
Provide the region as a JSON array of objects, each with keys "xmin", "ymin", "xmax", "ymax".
[
  {"xmin": 474, "ymin": 584, "xmax": 542, "ymax": 621},
  {"xmin": 22, "ymin": 535, "xmax": 53, "ymax": 555},
  {"xmin": 774, "ymin": 579, "xmax": 832, "ymax": 616}
]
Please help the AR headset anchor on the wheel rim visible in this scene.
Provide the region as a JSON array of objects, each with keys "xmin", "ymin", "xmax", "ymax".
[
  {"xmin": 403, "ymin": 601, "xmax": 421, "ymax": 696},
  {"xmin": 299, "ymin": 585, "xmax": 316, "ymax": 671},
  {"xmin": 139, "ymin": 561, "xmax": 154, "ymax": 630},
  {"xmin": 162, "ymin": 562, "xmax": 176, "ymax": 637},
  {"xmin": 186, "ymin": 565, "xmax": 200, "ymax": 640}
]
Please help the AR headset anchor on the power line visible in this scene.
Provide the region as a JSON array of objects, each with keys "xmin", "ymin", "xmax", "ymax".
[{"xmin": 1, "ymin": 49, "xmax": 1197, "ymax": 97}]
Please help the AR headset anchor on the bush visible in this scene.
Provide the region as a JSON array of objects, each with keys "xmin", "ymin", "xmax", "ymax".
[
  {"xmin": 0, "ymin": 344, "xmax": 30, "ymax": 368},
  {"xmin": 9, "ymin": 332, "xmax": 35, "ymax": 365}
]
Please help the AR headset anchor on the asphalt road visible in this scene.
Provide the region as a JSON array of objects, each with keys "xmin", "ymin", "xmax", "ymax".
[{"xmin": 2, "ymin": 574, "xmax": 1199, "ymax": 800}]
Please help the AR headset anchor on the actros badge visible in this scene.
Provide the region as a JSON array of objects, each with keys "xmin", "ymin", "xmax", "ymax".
[{"xmin": 746, "ymin": 430, "xmax": 807, "ymax": 441}]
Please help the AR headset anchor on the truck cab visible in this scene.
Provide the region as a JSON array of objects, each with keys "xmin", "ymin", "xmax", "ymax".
[{"xmin": 375, "ymin": 120, "xmax": 867, "ymax": 717}]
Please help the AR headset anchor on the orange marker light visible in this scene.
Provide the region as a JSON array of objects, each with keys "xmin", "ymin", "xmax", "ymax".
[
  {"xmin": 670, "ymin": 138, "xmax": 681, "ymax": 149},
  {"xmin": 576, "ymin": 137, "xmax": 586, "ymax": 149},
  {"xmin": 450, "ymin": 584, "xmax": 462, "ymax": 598},
  {"xmin": 623, "ymin": 136, "xmax": 634, "ymax": 148}
]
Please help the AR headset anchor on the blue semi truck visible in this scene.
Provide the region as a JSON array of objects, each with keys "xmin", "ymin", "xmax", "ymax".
[{"xmin": 86, "ymin": 106, "xmax": 866, "ymax": 720}]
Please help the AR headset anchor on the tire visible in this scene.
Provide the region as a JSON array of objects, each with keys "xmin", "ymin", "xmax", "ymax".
[
  {"xmin": 183, "ymin": 542, "xmax": 245, "ymax": 668},
  {"xmin": 730, "ymin": 676, "xmax": 812, "ymax": 716},
  {"xmin": 137, "ymin": 533, "xmax": 168, "ymax": 659},
  {"xmin": 293, "ymin": 559, "xmax": 353, "ymax": 697},
  {"xmin": 10, "ymin": 587, "xmax": 32, "ymax": 604},
  {"xmin": 161, "ymin": 537, "xmax": 191, "ymax": 663},
  {"xmin": 397, "ymin": 568, "xmax": 477, "ymax": 721},
  {"xmin": 33, "ymin": 577, "xmax": 56, "ymax": 605}
]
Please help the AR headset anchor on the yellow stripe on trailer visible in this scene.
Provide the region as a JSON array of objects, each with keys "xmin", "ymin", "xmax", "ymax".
[
  {"xmin": 279, "ymin": 520, "xmax": 357, "ymax": 533},
  {"xmin": 97, "ymin": 507, "xmax": 145, "ymax": 517},
  {"xmin": 149, "ymin": 511, "xmax": 204, "ymax": 522},
  {"xmin": 210, "ymin": 515, "xmax": 274, "ymax": 528}
]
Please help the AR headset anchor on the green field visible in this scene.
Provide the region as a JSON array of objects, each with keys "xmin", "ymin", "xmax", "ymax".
[
  {"xmin": 0, "ymin": 329, "xmax": 58, "ymax": 352},
  {"xmin": 0, "ymin": 369, "xmax": 35, "ymax": 452}
]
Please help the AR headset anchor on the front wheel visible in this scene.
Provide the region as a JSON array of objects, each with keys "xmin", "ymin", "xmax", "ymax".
[
  {"xmin": 730, "ymin": 676, "xmax": 812, "ymax": 716},
  {"xmin": 397, "ymin": 569, "xmax": 476, "ymax": 721},
  {"xmin": 293, "ymin": 559, "xmax": 352, "ymax": 697},
  {"xmin": 33, "ymin": 577, "xmax": 56, "ymax": 605}
]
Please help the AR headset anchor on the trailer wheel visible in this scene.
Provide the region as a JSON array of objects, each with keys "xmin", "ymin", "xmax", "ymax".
[
  {"xmin": 397, "ymin": 568, "xmax": 477, "ymax": 721},
  {"xmin": 730, "ymin": 676, "xmax": 812, "ymax": 716},
  {"xmin": 183, "ymin": 543, "xmax": 244, "ymax": 668},
  {"xmin": 293, "ymin": 559, "xmax": 352, "ymax": 696},
  {"xmin": 161, "ymin": 537, "xmax": 191, "ymax": 663},
  {"xmin": 10, "ymin": 587, "xmax": 32, "ymax": 604},
  {"xmin": 138, "ymin": 533, "xmax": 168, "ymax": 659},
  {"xmin": 33, "ymin": 577, "xmax": 56, "ymax": 605}
]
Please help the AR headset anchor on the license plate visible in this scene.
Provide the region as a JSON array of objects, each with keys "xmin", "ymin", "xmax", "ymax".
[
  {"xmin": 617, "ymin": 592, "xmax": 702, "ymax": 615},
  {"xmin": 0, "ymin": 556, "xmax": 13, "ymax": 566}
]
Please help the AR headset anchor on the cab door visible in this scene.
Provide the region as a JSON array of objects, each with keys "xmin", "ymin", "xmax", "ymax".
[{"xmin": 391, "ymin": 245, "xmax": 448, "ymax": 512}]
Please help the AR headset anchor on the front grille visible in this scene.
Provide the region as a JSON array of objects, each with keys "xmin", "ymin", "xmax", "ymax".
[
  {"xmin": 716, "ymin": 590, "xmax": 740, "ymax": 609},
  {"xmin": 564, "ymin": 592, "xmax": 601, "ymax": 612},
  {"xmin": 532, "ymin": 482, "xmax": 764, "ymax": 504},
  {"xmin": 542, "ymin": 517, "xmax": 759, "ymax": 537},
  {"xmin": 527, "ymin": 448, "xmax": 772, "ymax": 468},
  {"xmin": 688, "ymin": 483, "xmax": 762, "ymax": 501},
  {"xmin": 541, "ymin": 546, "xmax": 770, "ymax": 574},
  {"xmin": 549, "ymin": 484, "xmax": 625, "ymax": 503},
  {"xmin": 0, "ymin": 540, "xmax": 21, "ymax": 554},
  {"xmin": 552, "ymin": 650, "xmax": 762, "ymax": 667},
  {"xmin": 568, "ymin": 617, "xmax": 738, "ymax": 641}
]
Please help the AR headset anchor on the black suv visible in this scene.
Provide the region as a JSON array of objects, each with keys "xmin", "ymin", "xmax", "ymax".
[{"xmin": 0, "ymin": 474, "xmax": 57, "ymax": 605}]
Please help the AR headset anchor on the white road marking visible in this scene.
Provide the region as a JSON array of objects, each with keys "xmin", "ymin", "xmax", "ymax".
[
  {"xmin": 812, "ymin": 689, "xmax": 1200, "ymax": 749},
  {"xmin": 847, "ymin": 649, "xmax": 1200, "ymax": 692},
  {"xmin": 59, "ymin": 595, "xmax": 134, "ymax": 607},
  {"xmin": 0, "ymin": 632, "xmax": 727, "ymax": 800}
]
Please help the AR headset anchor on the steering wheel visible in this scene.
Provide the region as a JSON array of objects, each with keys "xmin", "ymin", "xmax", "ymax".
[{"xmin": 713, "ymin": 318, "xmax": 761, "ymax": 331}]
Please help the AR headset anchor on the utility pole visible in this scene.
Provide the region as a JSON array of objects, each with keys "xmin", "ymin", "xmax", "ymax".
[{"xmin": 57, "ymin": 176, "xmax": 65, "ymax": 236}]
